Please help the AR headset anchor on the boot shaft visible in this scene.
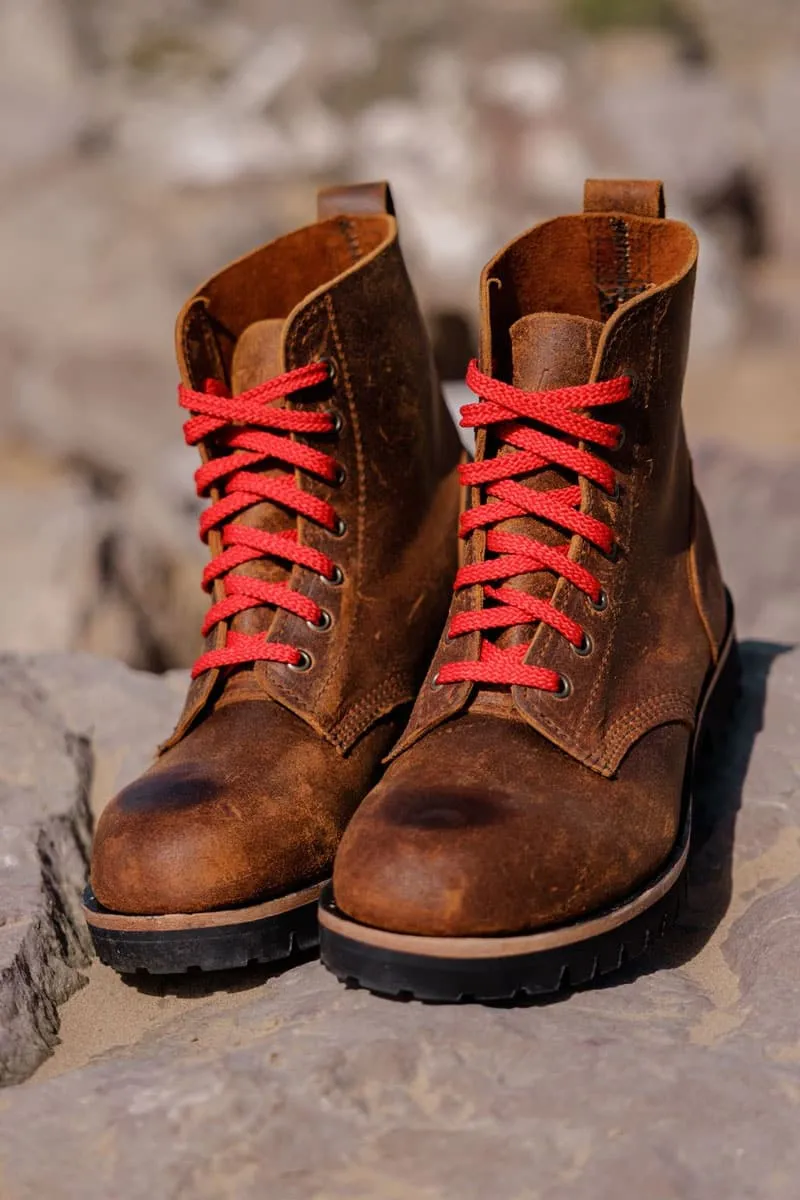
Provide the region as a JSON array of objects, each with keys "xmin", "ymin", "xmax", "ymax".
[
  {"xmin": 395, "ymin": 179, "xmax": 727, "ymax": 773},
  {"xmin": 169, "ymin": 184, "xmax": 462, "ymax": 750}
]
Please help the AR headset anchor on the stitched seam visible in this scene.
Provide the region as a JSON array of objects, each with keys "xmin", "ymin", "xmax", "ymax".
[
  {"xmin": 529, "ymin": 690, "xmax": 694, "ymax": 775},
  {"xmin": 586, "ymin": 691, "xmax": 696, "ymax": 765},
  {"xmin": 335, "ymin": 673, "xmax": 407, "ymax": 729},
  {"xmin": 339, "ymin": 217, "xmax": 362, "ymax": 263},
  {"xmin": 315, "ymin": 293, "xmax": 366, "ymax": 703},
  {"xmin": 573, "ymin": 306, "xmax": 654, "ymax": 737},
  {"xmin": 688, "ymin": 544, "xmax": 720, "ymax": 664},
  {"xmin": 576, "ymin": 292, "xmax": 672, "ymax": 750},
  {"xmin": 614, "ymin": 217, "xmax": 630, "ymax": 306},
  {"xmin": 330, "ymin": 672, "xmax": 414, "ymax": 747},
  {"xmin": 266, "ymin": 298, "xmax": 329, "ymax": 708},
  {"xmin": 687, "ymin": 487, "xmax": 721, "ymax": 666},
  {"xmin": 574, "ymin": 289, "xmax": 669, "ymax": 738}
]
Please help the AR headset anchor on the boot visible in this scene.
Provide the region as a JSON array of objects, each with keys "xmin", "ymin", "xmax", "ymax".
[
  {"xmin": 84, "ymin": 182, "xmax": 462, "ymax": 974},
  {"xmin": 320, "ymin": 179, "xmax": 738, "ymax": 1001}
]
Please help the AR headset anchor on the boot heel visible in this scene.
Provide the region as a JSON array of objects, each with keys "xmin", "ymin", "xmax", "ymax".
[{"xmin": 695, "ymin": 626, "xmax": 740, "ymax": 766}]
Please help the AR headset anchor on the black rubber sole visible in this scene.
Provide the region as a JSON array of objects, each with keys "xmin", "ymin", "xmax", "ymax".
[
  {"xmin": 319, "ymin": 626, "xmax": 740, "ymax": 1004},
  {"xmin": 83, "ymin": 888, "xmax": 320, "ymax": 975},
  {"xmin": 318, "ymin": 875, "xmax": 686, "ymax": 1002}
]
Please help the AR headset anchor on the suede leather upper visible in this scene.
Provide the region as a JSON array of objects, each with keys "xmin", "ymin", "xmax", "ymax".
[
  {"xmin": 91, "ymin": 183, "xmax": 462, "ymax": 916},
  {"xmin": 333, "ymin": 180, "xmax": 730, "ymax": 939}
]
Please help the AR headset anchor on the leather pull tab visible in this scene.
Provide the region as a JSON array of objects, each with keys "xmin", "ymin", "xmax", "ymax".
[
  {"xmin": 584, "ymin": 179, "xmax": 665, "ymax": 219},
  {"xmin": 317, "ymin": 180, "xmax": 395, "ymax": 220}
]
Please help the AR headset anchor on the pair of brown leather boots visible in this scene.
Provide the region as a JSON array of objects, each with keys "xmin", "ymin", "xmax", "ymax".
[{"xmin": 83, "ymin": 178, "xmax": 737, "ymax": 1002}]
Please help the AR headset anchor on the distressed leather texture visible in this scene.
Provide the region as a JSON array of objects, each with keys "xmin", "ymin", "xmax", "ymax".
[
  {"xmin": 333, "ymin": 180, "xmax": 731, "ymax": 938},
  {"xmin": 91, "ymin": 183, "xmax": 462, "ymax": 916}
]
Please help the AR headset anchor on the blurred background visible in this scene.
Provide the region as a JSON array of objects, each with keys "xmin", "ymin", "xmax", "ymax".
[{"xmin": 1, "ymin": 0, "xmax": 799, "ymax": 672}]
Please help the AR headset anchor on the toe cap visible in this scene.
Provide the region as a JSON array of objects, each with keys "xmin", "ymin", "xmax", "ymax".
[
  {"xmin": 333, "ymin": 715, "xmax": 687, "ymax": 937},
  {"xmin": 91, "ymin": 699, "xmax": 394, "ymax": 915}
]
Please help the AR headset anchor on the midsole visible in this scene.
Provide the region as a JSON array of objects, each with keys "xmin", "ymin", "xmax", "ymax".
[
  {"xmin": 319, "ymin": 615, "xmax": 736, "ymax": 962},
  {"xmin": 84, "ymin": 879, "xmax": 328, "ymax": 934}
]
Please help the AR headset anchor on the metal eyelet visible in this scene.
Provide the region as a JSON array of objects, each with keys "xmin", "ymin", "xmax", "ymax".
[
  {"xmin": 331, "ymin": 517, "xmax": 347, "ymax": 538},
  {"xmin": 288, "ymin": 650, "xmax": 313, "ymax": 672},
  {"xmin": 431, "ymin": 672, "xmax": 443, "ymax": 689},
  {"xmin": 553, "ymin": 674, "xmax": 572, "ymax": 699},
  {"xmin": 572, "ymin": 632, "xmax": 593, "ymax": 657},
  {"xmin": 614, "ymin": 426, "xmax": 627, "ymax": 451},
  {"xmin": 332, "ymin": 465, "xmax": 347, "ymax": 487},
  {"xmin": 306, "ymin": 610, "xmax": 332, "ymax": 632},
  {"xmin": 322, "ymin": 357, "xmax": 338, "ymax": 384},
  {"xmin": 589, "ymin": 589, "xmax": 609, "ymax": 612},
  {"xmin": 325, "ymin": 410, "xmax": 344, "ymax": 434},
  {"xmin": 608, "ymin": 480, "xmax": 621, "ymax": 501},
  {"xmin": 604, "ymin": 542, "xmax": 620, "ymax": 563},
  {"xmin": 321, "ymin": 564, "xmax": 344, "ymax": 586}
]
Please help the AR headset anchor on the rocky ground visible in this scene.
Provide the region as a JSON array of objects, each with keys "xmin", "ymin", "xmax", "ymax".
[{"xmin": 0, "ymin": 445, "xmax": 797, "ymax": 1197}]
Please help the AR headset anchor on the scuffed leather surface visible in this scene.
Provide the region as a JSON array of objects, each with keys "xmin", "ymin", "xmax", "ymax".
[
  {"xmin": 91, "ymin": 186, "xmax": 461, "ymax": 915},
  {"xmin": 394, "ymin": 210, "xmax": 722, "ymax": 773},
  {"xmin": 92, "ymin": 697, "xmax": 404, "ymax": 914},
  {"xmin": 335, "ymin": 185, "xmax": 730, "ymax": 938},
  {"xmin": 334, "ymin": 711, "xmax": 688, "ymax": 936},
  {"xmin": 171, "ymin": 209, "xmax": 461, "ymax": 749}
]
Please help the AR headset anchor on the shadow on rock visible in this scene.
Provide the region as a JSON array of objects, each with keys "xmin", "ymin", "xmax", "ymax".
[
  {"xmin": 488, "ymin": 637, "xmax": 792, "ymax": 1009},
  {"xmin": 595, "ymin": 636, "xmax": 793, "ymax": 991}
]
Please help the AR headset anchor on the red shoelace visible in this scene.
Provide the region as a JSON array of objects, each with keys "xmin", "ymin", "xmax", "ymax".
[
  {"xmin": 436, "ymin": 359, "xmax": 630, "ymax": 693},
  {"xmin": 179, "ymin": 363, "xmax": 343, "ymax": 679}
]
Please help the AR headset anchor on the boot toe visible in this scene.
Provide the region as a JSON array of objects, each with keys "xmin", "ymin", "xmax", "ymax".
[
  {"xmin": 90, "ymin": 699, "xmax": 387, "ymax": 916},
  {"xmin": 333, "ymin": 716, "xmax": 686, "ymax": 937},
  {"xmin": 90, "ymin": 760, "xmax": 268, "ymax": 915}
]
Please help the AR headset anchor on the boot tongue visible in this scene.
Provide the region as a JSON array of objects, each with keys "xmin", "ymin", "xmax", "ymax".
[
  {"xmin": 222, "ymin": 317, "xmax": 294, "ymax": 683},
  {"xmin": 493, "ymin": 312, "xmax": 603, "ymax": 650},
  {"xmin": 231, "ymin": 317, "xmax": 285, "ymax": 392},
  {"xmin": 510, "ymin": 312, "xmax": 602, "ymax": 392}
]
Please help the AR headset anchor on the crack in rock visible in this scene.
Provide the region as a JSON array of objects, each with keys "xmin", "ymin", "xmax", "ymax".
[{"xmin": 0, "ymin": 660, "xmax": 95, "ymax": 1086}]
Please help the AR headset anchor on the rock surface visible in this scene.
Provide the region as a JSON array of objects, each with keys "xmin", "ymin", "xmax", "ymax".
[
  {"xmin": 0, "ymin": 638, "xmax": 796, "ymax": 1197},
  {"xmin": 0, "ymin": 443, "xmax": 798, "ymax": 1195},
  {"xmin": 0, "ymin": 659, "xmax": 92, "ymax": 1087},
  {"xmin": 0, "ymin": 655, "xmax": 186, "ymax": 1088}
]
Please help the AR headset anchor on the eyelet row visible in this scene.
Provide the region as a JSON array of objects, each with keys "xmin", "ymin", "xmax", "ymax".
[
  {"xmin": 550, "ymin": 373, "xmax": 630, "ymax": 692},
  {"xmin": 424, "ymin": 377, "xmax": 634, "ymax": 699},
  {"xmin": 269, "ymin": 360, "xmax": 345, "ymax": 679},
  {"xmin": 288, "ymin": 604, "xmax": 334, "ymax": 673}
]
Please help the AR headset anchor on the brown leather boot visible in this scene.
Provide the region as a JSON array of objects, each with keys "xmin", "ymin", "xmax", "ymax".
[
  {"xmin": 320, "ymin": 179, "xmax": 738, "ymax": 1001},
  {"xmin": 83, "ymin": 182, "xmax": 462, "ymax": 974}
]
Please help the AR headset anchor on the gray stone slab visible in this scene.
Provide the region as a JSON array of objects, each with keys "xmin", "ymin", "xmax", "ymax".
[
  {"xmin": 0, "ymin": 656, "xmax": 185, "ymax": 1086},
  {"xmin": 0, "ymin": 658, "xmax": 92, "ymax": 1086},
  {"xmin": 693, "ymin": 443, "xmax": 800, "ymax": 643},
  {"xmin": 21, "ymin": 654, "xmax": 186, "ymax": 817},
  {"xmin": 0, "ymin": 638, "xmax": 795, "ymax": 1197}
]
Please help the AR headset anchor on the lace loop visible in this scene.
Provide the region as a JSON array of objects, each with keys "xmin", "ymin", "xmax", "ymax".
[
  {"xmin": 178, "ymin": 363, "xmax": 342, "ymax": 679},
  {"xmin": 436, "ymin": 359, "xmax": 628, "ymax": 693}
]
